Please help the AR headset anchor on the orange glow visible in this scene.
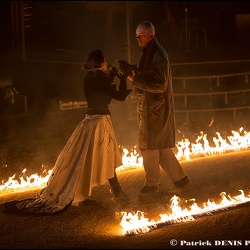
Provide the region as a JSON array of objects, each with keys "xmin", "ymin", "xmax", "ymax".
[
  {"xmin": 1, "ymin": 127, "xmax": 250, "ymax": 236},
  {"xmin": 120, "ymin": 190, "xmax": 250, "ymax": 235},
  {"xmin": 0, "ymin": 167, "xmax": 51, "ymax": 194},
  {"xmin": 1, "ymin": 127, "xmax": 250, "ymax": 194}
]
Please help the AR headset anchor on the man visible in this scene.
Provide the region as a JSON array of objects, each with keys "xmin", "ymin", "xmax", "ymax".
[{"xmin": 127, "ymin": 21, "xmax": 191, "ymax": 195}]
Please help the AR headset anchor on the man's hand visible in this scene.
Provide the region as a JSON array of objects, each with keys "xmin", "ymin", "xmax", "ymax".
[
  {"xmin": 127, "ymin": 70, "xmax": 135, "ymax": 81},
  {"xmin": 115, "ymin": 60, "xmax": 137, "ymax": 77}
]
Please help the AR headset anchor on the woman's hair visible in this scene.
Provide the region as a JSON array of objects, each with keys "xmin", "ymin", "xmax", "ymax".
[{"xmin": 83, "ymin": 49, "xmax": 104, "ymax": 70}]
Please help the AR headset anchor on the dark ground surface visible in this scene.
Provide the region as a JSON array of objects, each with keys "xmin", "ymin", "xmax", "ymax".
[
  {"xmin": 0, "ymin": 103, "xmax": 250, "ymax": 249},
  {"xmin": 1, "ymin": 40, "xmax": 250, "ymax": 248}
]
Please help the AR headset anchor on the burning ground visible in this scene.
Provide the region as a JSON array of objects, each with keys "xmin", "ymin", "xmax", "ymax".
[{"xmin": 0, "ymin": 110, "xmax": 250, "ymax": 249}]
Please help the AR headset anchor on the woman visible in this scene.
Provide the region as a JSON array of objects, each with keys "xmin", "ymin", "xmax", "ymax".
[{"xmin": 3, "ymin": 49, "xmax": 131, "ymax": 214}]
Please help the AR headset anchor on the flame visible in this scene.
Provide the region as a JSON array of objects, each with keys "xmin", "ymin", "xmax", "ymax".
[
  {"xmin": 0, "ymin": 167, "xmax": 51, "ymax": 194},
  {"xmin": 175, "ymin": 127, "xmax": 250, "ymax": 161},
  {"xmin": 120, "ymin": 190, "xmax": 250, "ymax": 236},
  {"xmin": 0, "ymin": 127, "xmax": 250, "ymax": 194},
  {"xmin": 1, "ymin": 126, "xmax": 250, "ymax": 236},
  {"xmin": 117, "ymin": 145, "xmax": 143, "ymax": 171}
]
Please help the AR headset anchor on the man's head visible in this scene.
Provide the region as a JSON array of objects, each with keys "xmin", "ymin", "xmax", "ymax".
[{"xmin": 135, "ymin": 21, "xmax": 155, "ymax": 47}]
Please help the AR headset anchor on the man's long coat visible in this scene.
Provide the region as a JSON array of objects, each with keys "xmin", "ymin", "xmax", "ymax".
[{"xmin": 132, "ymin": 37, "xmax": 176, "ymax": 150}]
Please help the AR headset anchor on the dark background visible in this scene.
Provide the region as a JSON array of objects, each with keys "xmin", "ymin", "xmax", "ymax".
[
  {"xmin": 1, "ymin": 1, "xmax": 250, "ymax": 115},
  {"xmin": 0, "ymin": 5, "xmax": 250, "ymax": 247}
]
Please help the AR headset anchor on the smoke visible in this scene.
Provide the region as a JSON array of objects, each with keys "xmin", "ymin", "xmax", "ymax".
[{"xmin": 0, "ymin": 77, "xmax": 12, "ymax": 88}]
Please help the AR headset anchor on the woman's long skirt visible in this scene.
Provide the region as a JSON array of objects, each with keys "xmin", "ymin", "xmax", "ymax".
[{"xmin": 15, "ymin": 114, "xmax": 122, "ymax": 214}]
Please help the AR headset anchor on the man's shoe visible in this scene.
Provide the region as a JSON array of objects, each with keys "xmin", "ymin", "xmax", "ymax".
[
  {"xmin": 139, "ymin": 186, "xmax": 159, "ymax": 195},
  {"xmin": 173, "ymin": 176, "xmax": 191, "ymax": 189}
]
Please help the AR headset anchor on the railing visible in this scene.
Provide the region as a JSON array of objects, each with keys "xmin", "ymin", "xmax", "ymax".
[
  {"xmin": 173, "ymin": 71, "xmax": 250, "ymax": 122},
  {"xmin": 173, "ymin": 71, "xmax": 250, "ymax": 90},
  {"xmin": 59, "ymin": 100, "xmax": 87, "ymax": 110},
  {"xmin": 59, "ymin": 71, "xmax": 250, "ymax": 122}
]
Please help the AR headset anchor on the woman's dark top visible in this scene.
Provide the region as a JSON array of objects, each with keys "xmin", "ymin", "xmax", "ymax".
[{"xmin": 84, "ymin": 70, "xmax": 131, "ymax": 115}]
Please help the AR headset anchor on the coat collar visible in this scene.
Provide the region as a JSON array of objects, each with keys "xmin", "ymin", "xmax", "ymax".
[{"xmin": 143, "ymin": 36, "xmax": 157, "ymax": 53}]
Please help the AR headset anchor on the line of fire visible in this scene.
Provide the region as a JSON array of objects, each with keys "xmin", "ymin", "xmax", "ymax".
[
  {"xmin": 1, "ymin": 127, "xmax": 250, "ymax": 235},
  {"xmin": 1, "ymin": 1, "xmax": 250, "ymax": 238}
]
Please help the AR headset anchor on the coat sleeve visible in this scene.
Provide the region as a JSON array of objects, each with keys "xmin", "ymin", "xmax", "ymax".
[{"xmin": 132, "ymin": 52, "xmax": 170, "ymax": 93}]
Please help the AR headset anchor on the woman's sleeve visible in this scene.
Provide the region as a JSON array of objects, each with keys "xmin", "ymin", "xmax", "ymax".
[
  {"xmin": 118, "ymin": 77, "xmax": 132, "ymax": 100},
  {"xmin": 107, "ymin": 75, "xmax": 132, "ymax": 101}
]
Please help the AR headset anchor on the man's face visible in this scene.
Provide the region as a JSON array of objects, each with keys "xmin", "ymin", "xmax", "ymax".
[{"xmin": 135, "ymin": 25, "xmax": 154, "ymax": 47}]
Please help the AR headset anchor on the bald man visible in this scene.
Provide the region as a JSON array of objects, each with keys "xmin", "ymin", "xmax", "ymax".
[{"xmin": 128, "ymin": 21, "xmax": 191, "ymax": 195}]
